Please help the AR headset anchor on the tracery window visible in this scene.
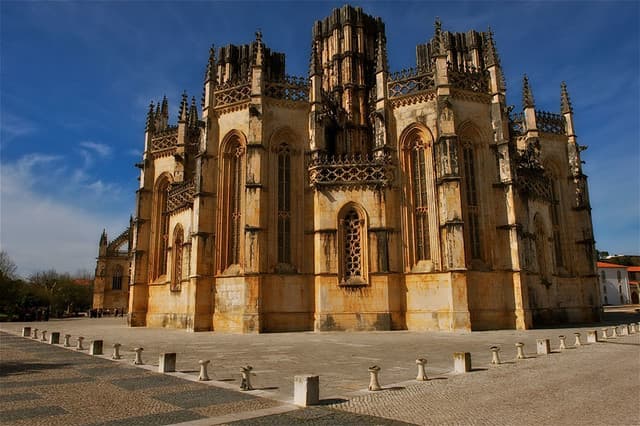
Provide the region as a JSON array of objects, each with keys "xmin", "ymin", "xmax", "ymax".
[
  {"xmin": 410, "ymin": 140, "xmax": 431, "ymax": 261},
  {"xmin": 339, "ymin": 207, "xmax": 366, "ymax": 285},
  {"xmin": 112, "ymin": 265, "xmax": 123, "ymax": 290},
  {"xmin": 152, "ymin": 177, "xmax": 170, "ymax": 279},
  {"xmin": 171, "ymin": 225, "xmax": 183, "ymax": 291},
  {"xmin": 277, "ymin": 143, "xmax": 291, "ymax": 264},
  {"xmin": 461, "ymin": 141, "xmax": 481, "ymax": 260}
]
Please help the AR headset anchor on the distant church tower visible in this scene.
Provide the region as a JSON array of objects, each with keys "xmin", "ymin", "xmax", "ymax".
[{"xmin": 116, "ymin": 5, "xmax": 599, "ymax": 333}]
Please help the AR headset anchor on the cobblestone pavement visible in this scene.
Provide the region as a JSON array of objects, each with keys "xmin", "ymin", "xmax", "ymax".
[
  {"xmin": 1, "ymin": 310, "xmax": 639, "ymax": 425},
  {"xmin": 0, "ymin": 332, "xmax": 409, "ymax": 425}
]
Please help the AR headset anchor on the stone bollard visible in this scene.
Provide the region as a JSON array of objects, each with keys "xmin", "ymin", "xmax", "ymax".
[
  {"xmin": 536, "ymin": 339, "xmax": 551, "ymax": 355},
  {"xmin": 22, "ymin": 327, "xmax": 31, "ymax": 337},
  {"xmin": 558, "ymin": 336, "xmax": 567, "ymax": 351},
  {"xmin": 630, "ymin": 323, "xmax": 637, "ymax": 334},
  {"xmin": 587, "ymin": 330, "xmax": 599, "ymax": 343},
  {"xmin": 294, "ymin": 375, "xmax": 319, "ymax": 406},
  {"xmin": 159, "ymin": 353, "xmax": 176, "ymax": 373},
  {"xmin": 89, "ymin": 340, "xmax": 103, "ymax": 355},
  {"xmin": 490, "ymin": 346, "xmax": 501, "ymax": 364},
  {"xmin": 620, "ymin": 324, "xmax": 630, "ymax": 336},
  {"xmin": 574, "ymin": 332, "xmax": 582, "ymax": 347},
  {"xmin": 415, "ymin": 358, "xmax": 428, "ymax": 381},
  {"xmin": 198, "ymin": 360, "xmax": 210, "ymax": 381},
  {"xmin": 41, "ymin": 331, "xmax": 47, "ymax": 342},
  {"xmin": 612, "ymin": 326, "xmax": 619, "ymax": 338},
  {"xmin": 76, "ymin": 337, "xmax": 85, "ymax": 350},
  {"xmin": 368, "ymin": 365, "xmax": 382, "ymax": 391},
  {"xmin": 453, "ymin": 352, "xmax": 472, "ymax": 373},
  {"xmin": 63, "ymin": 334, "xmax": 71, "ymax": 347},
  {"xmin": 600, "ymin": 328, "xmax": 608, "ymax": 340},
  {"xmin": 112, "ymin": 343, "xmax": 122, "ymax": 360},
  {"xmin": 32, "ymin": 328, "xmax": 39, "ymax": 339},
  {"xmin": 49, "ymin": 332, "xmax": 60, "ymax": 345},
  {"xmin": 515, "ymin": 342, "xmax": 526, "ymax": 359},
  {"xmin": 240, "ymin": 365, "xmax": 254, "ymax": 391},
  {"xmin": 133, "ymin": 348, "xmax": 144, "ymax": 365}
]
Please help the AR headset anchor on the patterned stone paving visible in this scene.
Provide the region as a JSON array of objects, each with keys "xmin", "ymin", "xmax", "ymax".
[{"xmin": 0, "ymin": 332, "xmax": 405, "ymax": 425}]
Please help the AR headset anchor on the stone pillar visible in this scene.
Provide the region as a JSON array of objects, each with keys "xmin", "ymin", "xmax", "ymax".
[
  {"xmin": 600, "ymin": 328, "xmax": 608, "ymax": 340},
  {"xmin": 453, "ymin": 352, "xmax": 472, "ymax": 373},
  {"xmin": 49, "ymin": 332, "xmax": 60, "ymax": 345},
  {"xmin": 586, "ymin": 330, "xmax": 599, "ymax": 343},
  {"xmin": 574, "ymin": 332, "xmax": 582, "ymax": 347},
  {"xmin": 76, "ymin": 337, "xmax": 84, "ymax": 350},
  {"xmin": 89, "ymin": 340, "xmax": 103, "ymax": 355},
  {"xmin": 198, "ymin": 360, "xmax": 210, "ymax": 381},
  {"xmin": 112, "ymin": 343, "xmax": 122, "ymax": 359},
  {"xmin": 294, "ymin": 375, "xmax": 319, "ymax": 406},
  {"xmin": 63, "ymin": 334, "xmax": 71, "ymax": 347},
  {"xmin": 612, "ymin": 326, "xmax": 619, "ymax": 337},
  {"xmin": 32, "ymin": 328, "xmax": 38, "ymax": 339},
  {"xmin": 515, "ymin": 342, "xmax": 526, "ymax": 359},
  {"xmin": 368, "ymin": 366, "xmax": 382, "ymax": 391},
  {"xmin": 133, "ymin": 347, "xmax": 144, "ymax": 365},
  {"xmin": 159, "ymin": 353, "xmax": 176, "ymax": 373},
  {"xmin": 558, "ymin": 336, "xmax": 567, "ymax": 351},
  {"xmin": 22, "ymin": 327, "xmax": 31, "ymax": 337},
  {"xmin": 490, "ymin": 346, "xmax": 501, "ymax": 364},
  {"xmin": 416, "ymin": 358, "xmax": 428, "ymax": 381},
  {"xmin": 40, "ymin": 331, "xmax": 47, "ymax": 342},
  {"xmin": 536, "ymin": 339, "xmax": 550, "ymax": 355}
]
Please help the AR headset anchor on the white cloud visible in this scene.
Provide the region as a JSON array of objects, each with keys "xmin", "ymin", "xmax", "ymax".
[
  {"xmin": 80, "ymin": 141, "xmax": 112, "ymax": 157},
  {"xmin": 0, "ymin": 153, "xmax": 131, "ymax": 277},
  {"xmin": 0, "ymin": 112, "xmax": 38, "ymax": 144}
]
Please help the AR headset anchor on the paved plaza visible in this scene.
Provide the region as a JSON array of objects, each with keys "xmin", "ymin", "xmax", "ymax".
[{"xmin": 1, "ymin": 310, "xmax": 639, "ymax": 425}]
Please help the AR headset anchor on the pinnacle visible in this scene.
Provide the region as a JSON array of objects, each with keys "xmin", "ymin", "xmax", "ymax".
[
  {"xmin": 561, "ymin": 81, "xmax": 573, "ymax": 114},
  {"xmin": 523, "ymin": 74, "xmax": 535, "ymax": 109}
]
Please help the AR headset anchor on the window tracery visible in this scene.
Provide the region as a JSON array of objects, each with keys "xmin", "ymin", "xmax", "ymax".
[
  {"xmin": 152, "ymin": 177, "xmax": 171, "ymax": 279},
  {"xmin": 277, "ymin": 143, "xmax": 291, "ymax": 265},
  {"xmin": 410, "ymin": 139, "xmax": 431, "ymax": 261},
  {"xmin": 342, "ymin": 209, "xmax": 364, "ymax": 284},
  {"xmin": 112, "ymin": 265, "xmax": 123, "ymax": 290},
  {"xmin": 461, "ymin": 140, "xmax": 481, "ymax": 261},
  {"xmin": 171, "ymin": 225, "xmax": 183, "ymax": 291}
]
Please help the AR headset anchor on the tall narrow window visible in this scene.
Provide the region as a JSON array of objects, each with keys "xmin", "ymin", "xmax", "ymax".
[
  {"xmin": 342, "ymin": 208, "xmax": 364, "ymax": 284},
  {"xmin": 171, "ymin": 225, "xmax": 183, "ymax": 291},
  {"xmin": 277, "ymin": 143, "xmax": 291, "ymax": 264},
  {"xmin": 550, "ymin": 182, "xmax": 564, "ymax": 268},
  {"xmin": 229, "ymin": 143, "xmax": 243, "ymax": 266},
  {"xmin": 462, "ymin": 141, "xmax": 481, "ymax": 260},
  {"xmin": 152, "ymin": 178, "xmax": 170, "ymax": 279},
  {"xmin": 411, "ymin": 139, "xmax": 430, "ymax": 261},
  {"xmin": 112, "ymin": 265, "xmax": 123, "ymax": 290}
]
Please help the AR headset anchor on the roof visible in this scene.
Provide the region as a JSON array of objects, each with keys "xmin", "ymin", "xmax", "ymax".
[
  {"xmin": 597, "ymin": 261, "xmax": 627, "ymax": 269},
  {"xmin": 627, "ymin": 266, "xmax": 640, "ymax": 272}
]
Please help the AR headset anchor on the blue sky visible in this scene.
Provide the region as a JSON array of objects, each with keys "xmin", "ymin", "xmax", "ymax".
[{"xmin": 1, "ymin": 1, "xmax": 638, "ymax": 277}]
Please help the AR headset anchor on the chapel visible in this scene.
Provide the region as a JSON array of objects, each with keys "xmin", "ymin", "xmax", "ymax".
[{"xmin": 95, "ymin": 5, "xmax": 600, "ymax": 332}]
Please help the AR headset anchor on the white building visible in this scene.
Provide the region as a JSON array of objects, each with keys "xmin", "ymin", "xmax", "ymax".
[{"xmin": 597, "ymin": 261, "xmax": 631, "ymax": 305}]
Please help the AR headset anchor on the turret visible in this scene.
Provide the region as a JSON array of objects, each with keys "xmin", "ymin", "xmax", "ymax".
[
  {"xmin": 561, "ymin": 81, "xmax": 575, "ymax": 137},
  {"xmin": 99, "ymin": 229, "xmax": 108, "ymax": 257},
  {"xmin": 484, "ymin": 29, "xmax": 506, "ymax": 96}
]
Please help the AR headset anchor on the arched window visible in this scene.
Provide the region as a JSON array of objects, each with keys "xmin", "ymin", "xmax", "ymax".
[
  {"xmin": 112, "ymin": 265, "xmax": 123, "ymax": 290},
  {"xmin": 171, "ymin": 225, "xmax": 184, "ymax": 291},
  {"xmin": 277, "ymin": 143, "xmax": 291, "ymax": 265},
  {"xmin": 461, "ymin": 140, "xmax": 481, "ymax": 260},
  {"xmin": 339, "ymin": 206, "xmax": 367, "ymax": 285},
  {"xmin": 152, "ymin": 176, "xmax": 171, "ymax": 279},
  {"xmin": 219, "ymin": 134, "xmax": 245, "ymax": 271}
]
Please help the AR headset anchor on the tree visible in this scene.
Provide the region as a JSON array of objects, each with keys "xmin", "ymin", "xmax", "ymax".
[{"xmin": 0, "ymin": 250, "xmax": 18, "ymax": 280}]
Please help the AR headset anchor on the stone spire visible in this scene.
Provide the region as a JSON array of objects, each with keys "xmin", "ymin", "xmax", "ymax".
[
  {"xmin": 310, "ymin": 40, "xmax": 321, "ymax": 77},
  {"xmin": 561, "ymin": 81, "xmax": 573, "ymax": 114},
  {"xmin": 178, "ymin": 91, "xmax": 188, "ymax": 122},
  {"xmin": 375, "ymin": 32, "xmax": 387, "ymax": 73},
  {"xmin": 484, "ymin": 28, "xmax": 506, "ymax": 92},
  {"xmin": 188, "ymin": 96, "xmax": 198, "ymax": 127},
  {"xmin": 145, "ymin": 101, "xmax": 155, "ymax": 133},
  {"xmin": 205, "ymin": 44, "xmax": 216, "ymax": 83},
  {"xmin": 254, "ymin": 30, "xmax": 264, "ymax": 67},
  {"xmin": 522, "ymin": 75, "xmax": 535, "ymax": 109},
  {"xmin": 100, "ymin": 229, "xmax": 107, "ymax": 246},
  {"xmin": 433, "ymin": 17, "xmax": 444, "ymax": 56},
  {"xmin": 159, "ymin": 95, "xmax": 169, "ymax": 128}
]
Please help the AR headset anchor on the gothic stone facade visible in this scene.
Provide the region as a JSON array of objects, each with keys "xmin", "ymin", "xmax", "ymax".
[
  {"xmin": 117, "ymin": 5, "xmax": 599, "ymax": 332},
  {"xmin": 93, "ymin": 225, "xmax": 132, "ymax": 313}
]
